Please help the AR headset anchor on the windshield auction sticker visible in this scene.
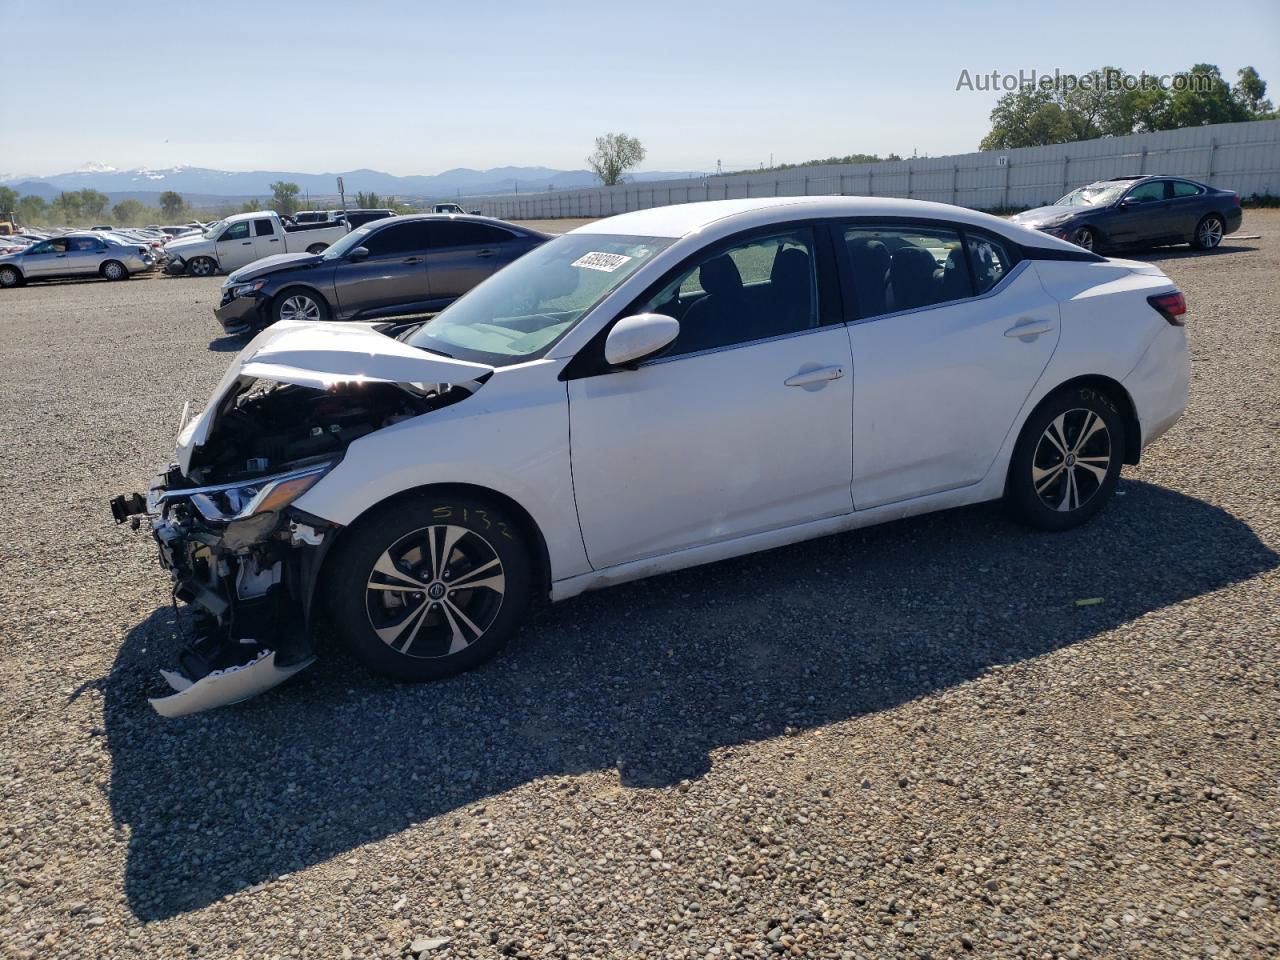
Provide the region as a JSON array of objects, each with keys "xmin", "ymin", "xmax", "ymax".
[{"xmin": 571, "ymin": 252, "xmax": 633, "ymax": 272}]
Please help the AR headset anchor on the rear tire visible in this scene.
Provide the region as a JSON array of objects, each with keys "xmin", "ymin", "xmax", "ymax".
[
  {"xmin": 1006, "ymin": 386, "xmax": 1125, "ymax": 531},
  {"xmin": 272, "ymin": 287, "xmax": 330, "ymax": 324},
  {"xmin": 101, "ymin": 260, "xmax": 128, "ymax": 281},
  {"xmin": 1191, "ymin": 214, "xmax": 1224, "ymax": 250},
  {"xmin": 0, "ymin": 265, "xmax": 21, "ymax": 288},
  {"xmin": 187, "ymin": 256, "xmax": 217, "ymax": 277},
  {"xmin": 328, "ymin": 493, "xmax": 534, "ymax": 681}
]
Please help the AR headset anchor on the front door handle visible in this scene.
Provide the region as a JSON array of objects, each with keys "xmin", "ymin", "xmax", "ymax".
[
  {"xmin": 1004, "ymin": 319, "xmax": 1055, "ymax": 339},
  {"xmin": 241, "ymin": 241, "xmax": 252, "ymax": 246},
  {"xmin": 784, "ymin": 365, "xmax": 845, "ymax": 387},
  {"xmin": 475, "ymin": 249, "xmax": 495, "ymax": 259},
  {"xmin": 402, "ymin": 257, "xmax": 423, "ymax": 264}
]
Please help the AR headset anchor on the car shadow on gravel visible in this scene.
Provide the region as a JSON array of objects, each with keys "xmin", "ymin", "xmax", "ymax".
[
  {"xmin": 101, "ymin": 479, "xmax": 1277, "ymax": 920},
  {"xmin": 208, "ymin": 333, "xmax": 251, "ymax": 352},
  {"xmin": 1131, "ymin": 242, "xmax": 1258, "ymax": 261}
]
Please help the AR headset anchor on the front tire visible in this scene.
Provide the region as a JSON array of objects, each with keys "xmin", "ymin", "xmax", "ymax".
[
  {"xmin": 272, "ymin": 287, "xmax": 330, "ymax": 324},
  {"xmin": 306, "ymin": 243, "xmax": 328, "ymax": 255},
  {"xmin": 101, "ymin": 260, "xmax": 128, "ymax": 281},
  {"xmin": 1191, "ymin": 214, "xmax": 1224, "ymax": 250},
  {"xmin": 0, "ymin": 265, "xmax": 21, "ymax": 288},
  {"xmin": 1070, "ymin": 226, "xmax": 1098, "ymax": 252},
  {"xmin": 328, "ymin": 493, "xmax": 534, "ymax": 681},
  {"xmin": 1006, "ymin": 386, "xmax": 1125, "ymax": 531},
  {"xmin": 187, "ymin": 256, "xmax": 217, "ymax": 277}
]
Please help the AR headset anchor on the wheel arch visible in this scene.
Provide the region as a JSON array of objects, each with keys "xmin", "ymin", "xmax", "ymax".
[
  {"xmin": 271, "ymin": 283, "xmax": 333, "ymax": 315},
  {"xmin": 311, "ymin": 481, "xmax": 553, "ymax": 616},
  {"xmin": 0, "ymin": 262, "xmax": 25, "ymax": 284},
  {"xmin": 98, "ymin": 258, "xmax": 126, "ymax": 277},
  {"xmin": 1012, "ymin": 374, "xmax": 1143, "ymax": 482}
]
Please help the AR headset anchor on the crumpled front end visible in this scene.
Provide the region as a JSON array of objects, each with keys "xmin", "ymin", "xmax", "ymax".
[
  {"xmin": 115, "ymin": 461, "xmax": 339, "ymax": 717},
  {"xmin": 110, "ymin": 319, "xmax": 494, "ymax": 716}
]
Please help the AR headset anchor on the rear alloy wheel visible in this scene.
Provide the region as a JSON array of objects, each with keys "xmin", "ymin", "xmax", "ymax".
[
  {"xmin": 329, "ymin": 494, "xmax": 533, "ymax": 681},
  {"xmin": 1191, "ymin": 214, "xmax": 1224, "ymax": 250},
  {"xmin": 187, "ymin": 256, "xmax": 217, "ymax": 277},
  {"xmin": 1070, "ymin": 226, "xmax": 1097, "ymax": 252},
  {"xmin": 1007, "ymin": 386, "xmax": 1125, "ymax": 531},
  {"xmin": 101, "ymin": 260, "xmax": 127, "ymax": 281},
  {"xmin": 0, "ymin": 265, "xmax": 20, "ymax": 288},
  {"xmin": 272, "ymin": 288, "xmax": 329, "ymax": 324}
]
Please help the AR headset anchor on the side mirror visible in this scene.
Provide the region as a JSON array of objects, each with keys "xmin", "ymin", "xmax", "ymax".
[
  {"xmin": 604, "ymin": 313, "xmax": 680, "ymax": 367},
  {"xmin": 1119, "ymin": 196, "xmax": 1142, "ymax": 208},
  {"xmin": 346, "ymin": 246, "xmax": 370, "ymax": 262}
]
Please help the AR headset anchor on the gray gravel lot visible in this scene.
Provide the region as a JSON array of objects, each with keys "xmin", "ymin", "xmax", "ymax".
[{"xmin": 1, "ymin": 213, "xmax": 1278, "ymax": 959}]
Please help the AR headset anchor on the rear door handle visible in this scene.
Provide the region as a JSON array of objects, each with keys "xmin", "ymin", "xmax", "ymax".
[
  {"xmin": 267, "ymin": 238, "xmax": 279, "ymax": 243},
  {"xmin": 241, "ymin": 241, "xmax": 252, "ymax": 245},
  {"xmin": 784, "ymin": 365, "xmax": 845, "ymax": 387},
  {"xmin": 475, "ymin": 249, "xmax": 495, "ymax": 258},
  {"xmin": 1004, "ymin": 320, "xmax": 1055, "ymax": 339},
  {"xmin": 402, "ymin": 257, "xmax": 423, "ymax": 263}
]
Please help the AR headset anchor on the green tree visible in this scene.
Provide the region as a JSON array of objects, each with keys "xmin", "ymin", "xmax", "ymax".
[
  {"xmin": 355, "ymin": 190, "xmax": 381, "ymax": 208},
  {"xmin": 16, "ymin": 194, "xmax": 48, "ymax": 225},
  {"xmin": 1155, "ymin": 64, "xmax": 1248, "ymax": 130},
  {"xmin": 1233, "ymin": 66, "xmax": 1275, "ymax": 118},
  {"xmin": 269, "ymin": 181, "xmax": 301, "ymax": 215},
  {"xmin": 112, "ymin": 199, "xmax": 146, "ymax": 225},
  {"xmin": 0, "ymin": 186, "xmax": 18, "ymax": 216},
  {"xmin": 158, "ymin": 191, "xmax": 185, "ymax": 219},
  {"xmin": 51, "ymin": 192, "xmax": 83, "ymax": 223},
  {"xmin": 78, "ymin": 189, "xmax": 109, "ymax": 220},
  {"xmin": 979, "ymin": 87, "xmax": 1074, "ymax": 150},
  {"xmin": 587, "ymin": 133, "xmax": 646, "ymax": 186}
]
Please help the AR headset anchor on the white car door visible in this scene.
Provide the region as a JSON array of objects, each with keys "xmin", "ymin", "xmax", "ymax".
[
  {"xmin": 568, "ymin": 228, "xmax": 855, "ymax": 569},
  {"xmin": 839, "ymin": 224, "xmax": 1059, "ymax": 509},
  {"xmin": 214, "ymin": 220, "xmax": 256, "ymax": 271},
  {"xmin": 250, "ymin": 216, "xmax": 284, "ymax": 260}
]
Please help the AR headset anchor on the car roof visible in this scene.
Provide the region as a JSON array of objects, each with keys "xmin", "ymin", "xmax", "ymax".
[{"xmin": 569, "ymin": 196, "xmax": 1073, "ymax": 249}]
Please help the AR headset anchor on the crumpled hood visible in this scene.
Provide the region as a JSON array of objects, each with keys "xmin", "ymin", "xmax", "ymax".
[
  {"xmin": 176, "ymin": 320, "xmax": 493, "ymax": 475},
  {"xmin": 1011, "ymin": 204, "xmax": 1083, "ymax": 227},
  {"xmin": 227, "ymin": 252, "xmax": 321, "ymax": 283}
]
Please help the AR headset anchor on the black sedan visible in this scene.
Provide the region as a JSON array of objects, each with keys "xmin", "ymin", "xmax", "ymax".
[
  {"xmin": 1010, "ymin": 175, "xmax": 1242, "ymax": 253},
  {"xmin": 214, "ymin": 215, "xmax": 549, "ymax": 334}
]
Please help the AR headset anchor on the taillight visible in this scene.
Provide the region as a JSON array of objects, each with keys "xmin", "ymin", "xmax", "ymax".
[
  {"xmin": 1148, "ymin": 291, "xmax": 1186, "ymax": 326},
  {"xmin": 1231, "ymin": 194, "xmax": 1241, "ymax": 207}
]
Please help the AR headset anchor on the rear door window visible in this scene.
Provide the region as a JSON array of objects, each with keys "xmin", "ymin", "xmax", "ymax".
[
  {"xmin": 1171, "ymin": 180, "xmax": 1203, "ymax": 198},
  {"xmin": 253, "ymin": 218, "xmax": 276, "ymax": 237},
  {"xmin": 841, "ymin": 224, "xmax": 971, "ymax": 318}
]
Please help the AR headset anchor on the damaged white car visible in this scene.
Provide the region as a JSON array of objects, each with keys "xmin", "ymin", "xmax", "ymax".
[{"xmin": 113, "ymin": 197, "xmax": 1189, "ymax": 716}]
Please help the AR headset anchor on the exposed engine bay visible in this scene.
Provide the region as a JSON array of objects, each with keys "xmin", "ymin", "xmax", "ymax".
[{"xmin": 112, "ymin": 369, "xmax": 479, "ymax": 716}]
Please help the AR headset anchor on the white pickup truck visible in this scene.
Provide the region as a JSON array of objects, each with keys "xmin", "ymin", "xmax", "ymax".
[{"xmin": 164, "ymin": 211, "xmax": 349, "ymax": 277}]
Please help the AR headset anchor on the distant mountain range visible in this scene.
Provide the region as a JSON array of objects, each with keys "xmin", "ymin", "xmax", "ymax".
[{"xmin": 1, "ymin": 164, "xmax": 708, "ymax": 204}]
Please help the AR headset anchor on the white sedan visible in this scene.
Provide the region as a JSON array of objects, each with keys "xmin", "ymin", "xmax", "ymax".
[{"xmin": 115, "ymin": 197, "xmax": 1189, "ymax": 715}]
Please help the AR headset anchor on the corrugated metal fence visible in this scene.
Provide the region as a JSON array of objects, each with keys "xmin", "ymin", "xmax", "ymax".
[{"xmin": 466, "ymin": 119, "xmax": 1280, "ymax": 220}]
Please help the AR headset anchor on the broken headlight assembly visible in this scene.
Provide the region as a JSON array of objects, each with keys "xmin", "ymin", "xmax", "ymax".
[{"xmin": 167, "ymin": 460, "xmax": 334, "ymax": 524}]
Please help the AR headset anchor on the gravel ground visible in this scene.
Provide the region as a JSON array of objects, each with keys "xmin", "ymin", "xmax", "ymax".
[{"xmin": 0, "ymin": 213, "xmax": 1277, "ymax": 959}]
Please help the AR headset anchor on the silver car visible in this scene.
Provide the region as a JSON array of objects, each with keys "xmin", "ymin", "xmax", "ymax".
[{"xmin": 0, "ymin": 233, "xmax": 155, "ymax": 288}]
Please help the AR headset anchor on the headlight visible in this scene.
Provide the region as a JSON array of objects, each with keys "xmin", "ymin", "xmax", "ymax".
[
  {"xmin": 228, "ymin": 279, "xmax": 267, "ymax": 299},
  {"xmin": 169, "ymin": 462, "xmax": 334, "ymax": 523}
]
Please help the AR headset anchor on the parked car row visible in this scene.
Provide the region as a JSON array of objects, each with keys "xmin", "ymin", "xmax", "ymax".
[{"xmin": 109, "ymin": 192, "xmax": 1196, "ymax": 716}]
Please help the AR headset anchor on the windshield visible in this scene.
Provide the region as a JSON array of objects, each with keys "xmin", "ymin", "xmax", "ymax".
[
  {"xmin": 202, "ymin": 220, "xmax": 225, "ymax": 238},
  {"xmin": 1055, "ymin": 182, "xmax": 1129, "ymax": 207},
  {"xmin": 406, "ymin": 233, "xmax": 672, "ymax": 365},
  {"xmin": 321, "ymin": 224, "xmax": 372, "ymax": 260}
]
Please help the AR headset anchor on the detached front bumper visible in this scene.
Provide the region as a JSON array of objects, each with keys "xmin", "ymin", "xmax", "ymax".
[
  {"xmin": 111, "ymin": 469, "xmax": 340, "ymax": 716},
  {"xmin": 214, "ymin": 289, "xmax": 268, "ymax": 335}
]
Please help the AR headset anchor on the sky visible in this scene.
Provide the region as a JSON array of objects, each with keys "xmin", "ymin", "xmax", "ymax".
[{"xmin": 2, "ymin": 0, "xmax": 1278, "ymax": 178}]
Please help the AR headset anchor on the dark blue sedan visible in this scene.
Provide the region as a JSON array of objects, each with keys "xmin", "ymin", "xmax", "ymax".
[{"xmin": 1010, "ymin": 175, "xmax": 1243, "ymax": 253}]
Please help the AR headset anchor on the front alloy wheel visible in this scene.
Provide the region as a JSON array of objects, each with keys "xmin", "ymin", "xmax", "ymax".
[
  {"xmin": 278, "ymin": 293, "xmax": 323, "ymax": 323},
  {"xmin": 1070, "ymin": 226, "xmax": 1096, "ymax": 251},
  {"xmin": 0, "ymin": 266, "xmax": 20, "ymax": 288},
  {"xmin": 365, "ymin": 525, "xmax": 506, "ymax": 659},
  {"xmin": 188, "ymin": 256, "xmax": 217, "ymax": 277},
  {"xmin": 330, "ymin": 494, "xmax": 533, "ymax": 681}
]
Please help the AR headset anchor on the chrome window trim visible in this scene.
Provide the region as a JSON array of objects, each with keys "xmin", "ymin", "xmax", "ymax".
[
  {"xmin": 638, "ymin": 321, "xmax": 833, "ymax": 368},
  {"xmin": 844, "ymin": 258, "xmax": 1030, "ymax": 329}
]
